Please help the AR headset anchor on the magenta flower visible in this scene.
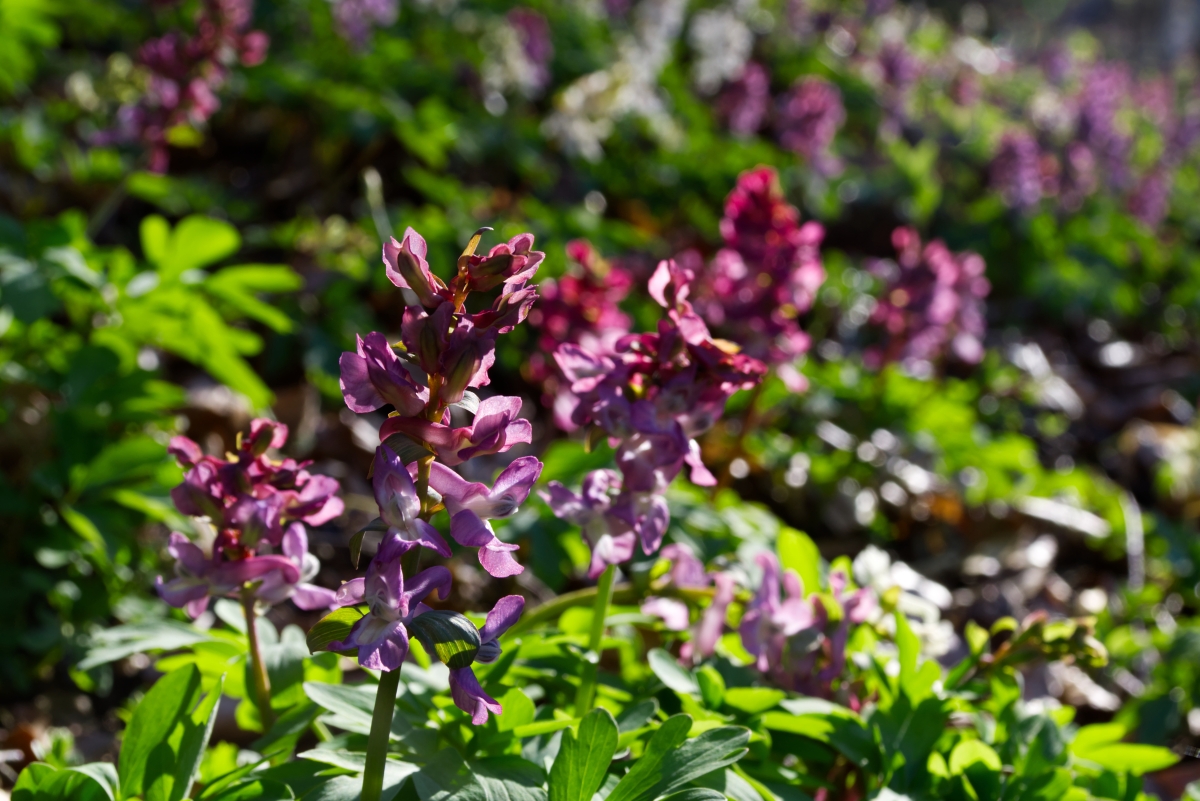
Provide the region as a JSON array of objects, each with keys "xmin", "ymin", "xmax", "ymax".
[
  {"xmin": 716, "ymin": 62, "xmax": 770, "ymax": 136},
  {"xmin": 156, "ymin": 532, "xmax": 300, "ymax": 619},
  {"xmin": 255, "ymin": 523, "xmax": 338, "ymax": 610},
  {"xmin": 339, "ymin": 332, "xmax": 430, "ymax": 415},
  {"xmin": 380, "ymin": 395, "xmax": 532, "ymax": 467},
  {"xmin": 425, "ymin": 456, "xmax": 543, "ymax": 577},
  {"xmin": 542, "ymin": 470, "xmax": 637, "ymax": 579},
  {"xmin": 448, "ymin": 595, "xmax": 525, "ymax": 724},
  {"xmin": 991, "ymin": 131, "xmax": 1044, "ymax": 210},
  {"xmin": 866, "ymin": 228, "xmax": 990, "ymax": 369},
  {"xmin": 384, "ymin": 228, "xmax": 453, "ymax": 309},
  {"xmin": 373, "ymin": 445, "xmax": 451, "ymax": 557},
  {"xmin": 777, "ymin": 76, "xmax": 845, "ymax": 176},
  {"xmin": 461, "ymin": 232, "xmax": 546, "ymax": 293},
  {"xmin": 329, "ymin": 536, "xmax": 453, "ymax": 671},
  {"xmin": 692, "ymin": 166, "xmax": 826, "ymax": 391},
  {"xmin": 643, "ymin": 545, "xmax": 737, "ymax": 661},
  {"xmin": 739, "ymin": 552, "xmax": 815, "ymax": 673}
]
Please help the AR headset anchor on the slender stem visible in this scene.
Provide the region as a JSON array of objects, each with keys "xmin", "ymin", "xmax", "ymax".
[
  {"xmin": 574, "ymin": 564, "xmax": 616, "ymax": 716},
  {"xmin": 241, "ymin": 587, "xmax": 275, "ymax": 730},
  {"xmin": 361, "ymin": 668, "xmax": 402, "ymax": 801}
]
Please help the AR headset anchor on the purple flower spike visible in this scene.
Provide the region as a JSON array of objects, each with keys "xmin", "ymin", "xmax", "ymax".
[
  {"xmin": 339, "ymin": 332, "xmax": 430, "ymax": 415},
  {"xmin": 448, "ymin": 595, "xmax": 525, "ymax": 724},
  {"xmin": 328, "ymin": 541, "xmax": 452, "ymax": 671},
  {"xmin": 373, "ymin": 445, "xmax": 451, "ymax": 557}
]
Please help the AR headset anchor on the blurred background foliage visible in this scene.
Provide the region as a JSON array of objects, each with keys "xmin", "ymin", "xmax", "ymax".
[{"xmin": 8, "ymin": 0, "xmax": 1200, "ymax": 790}]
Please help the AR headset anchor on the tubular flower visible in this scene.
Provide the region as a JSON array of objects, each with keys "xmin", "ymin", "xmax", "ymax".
[
  {"xmin": 380, "ymin": 395, "xmax": 532, "ymax": 467},
  {"xmin": 156, "ymin": 531, "xmax": 300, "ymax": 619},
  {"xmin": 328, "ymin": 536, "xmax": 453, "ymax": 671},
  {"xmin": 339, "ymin": 332, "xmax": 430, "ymax": 415},
  {"xmin": 542, "ymin": 470, "xmax": 636, "ymax": 579},
  {"xmin": 372, "ymin": 445, "xmax": 450, "ymax": 557},
  {"xmin": 448, "ymin": 595, "xmax": 525, "ymax": 724},
  {"xmin": 424, "ymin": 456, "xmax": 541, "ymax": 577}
]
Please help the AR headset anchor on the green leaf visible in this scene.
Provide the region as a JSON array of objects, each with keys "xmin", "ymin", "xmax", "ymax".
[
  {"xmin": 652, "ymin": 726, "xmax": 751, "ymax": 798},
  {"xmin": 79, "ymin": 620, "xmax": 211, "ymax": 671},
  {"xmin": 696, "ymin": 666, "xmax": 725, "ymax": 710},
  {"xmin": 158, "ymin": 216, "xmax": 241, "ymax": 278},
  {"xmin": 762, "ymin": 709, "xmax": 879, "ymax": 771},
  {"xmin": 140, "ymin": 216, "xmax": 170, "ymax": 266},
  {"xmin": 648, "ymin": 649, "xmax": 698, "ymax": 695},
  {"xmin": 657, "ymin": 791, "xmax": 726, "ymax": 801},
  {"xmin": 412, "ymin": 749, "xmax": 545, "ymax": 801},
  {"xmin": 306, "ymin": 606, "xmax": 365, "ymax": 653},
  {"xmin": 203, "ymin": 779, "xmax": 295, "ymax": 800},
  {"xmin": 205, "ymin": 265, "xmax": 303, "ymax": 333},
  {"xmin": 496, "ymin": 688, "xmax": 536, "ymax": 733},
  {"xmin": 549, "ymin": 707, "xmax": 619, "ymax": 801},
  {"xmin": 721, "ymin": 687, "xmax": 784, "ymax": 715},
  {"xmin": 1074, "ymin": 744, "xmax": 1178, "ymax": 774},
  {"xmin": 118, "ymin": 665, "xmax": 223, "ymax": 801},
  {"xmin": 948, "ymin": 740, "xmax": 1002, "ymax": 774},
  {"xmin": 1069, "ymin": 722, "xmax": 1126, "ymax": 756},
  {"xmin": 777, "ymin": 527, "xmax": 821, "ymax": 596},
  {"xmin": 13, "ymin": 762, "xmax": 118, "ymax": 801},
  {"xmin": 605, "ymin": 715, "xmax": 692, "ymax": 801}
]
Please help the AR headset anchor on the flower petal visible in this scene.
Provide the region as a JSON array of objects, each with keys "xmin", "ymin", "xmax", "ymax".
[
  {"xmin": 448, "ymin": 666, "xmax": 502, "ymax": 725},
  {"xmin": 479, "ymin": 595, "xmax": 525, "ymax": 644}
]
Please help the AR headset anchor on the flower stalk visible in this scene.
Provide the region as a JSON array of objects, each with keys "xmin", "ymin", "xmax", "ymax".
[
  {"xmin": 574, "ymin": 563, "xmax": 616, "ymax": 716},
  {"xmin": 361, "ymin": 668, "xmax": 403, "ymax": 801},
  {"xmin": 241, "ymin": 585, "xmax": 275, "ymax": 730}
]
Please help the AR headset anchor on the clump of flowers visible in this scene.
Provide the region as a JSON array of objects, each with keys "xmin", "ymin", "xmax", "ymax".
[
  {"xmin": 98, "ymin": 0, "xmax": 268, "ymax": 172},
  {"xmin": 776, "ymin": 76, "xmax": 845, "ymax": 176},
  {"xmin": 324, "ymin": 225, "xmax": 545, "ymax": 725},
  {"xmin": 866, "ymin": 227, "xmax": 990, "ymax": 371},
  {"xmin": 544, "ymin": 258, "xmax": 766, "ymax": 576},
  {"xmin": 990, "ymin": 131, "xmax": 1045, "ymax": 210},
  {"xmin": 716, "ymin": 62, "xmax": 770, "ymax": 137},
  {"xmin": 525, "ymin": 239, "xmax": 633, "ymax": 426},
  {"xmin": 740, "ymin": 553, "xmax": 876, "ymax": 700},
  {"xmin": 157, "ymin": 419, "xmax": 343, "ymax": 617},
  {"xmin": 482, "ymin": 7, "xmax": 554, "ymax": 106},
  {"xmin": 692, "ymin": 165, "xmax": 826, "ymax": 392},
  {"xmin": 330, "ymin": 0, "xmax": 398, "ymax": 49}
]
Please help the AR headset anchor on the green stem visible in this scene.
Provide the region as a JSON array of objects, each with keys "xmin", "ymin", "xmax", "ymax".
[
  {"xmin": 574, "ymin": 564, "xmax": 616, "ymax": 716},
  {"xmin": 241, "ymin": 587, "xmax": 275, "ymax": 730},
  {"xmin": 361, "ymin": 668, "xmax": 402, "ymax": 801}
]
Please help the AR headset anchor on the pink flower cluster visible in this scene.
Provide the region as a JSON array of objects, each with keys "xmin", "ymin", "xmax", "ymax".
[
  {"xmin": 525, "ymin": 239, "xmax": 634, "ymax": 425},
  {"xmin": 100, "ymin": 0, "xmax": 268, "ymax": 172},
  {"xmin": 330, "ymin": 226, "xmax": 546, "ymax": 724},
  {"xmin": 776, "ymin": 76, "xmax": 845, "ymax": 176},
  {"xmin": 691, "ymin": 165, "xmax": 826, "ymax": 392},
  {"xmin": 641, "ymin": 544, "xmax": 736, "ymax": 662},
  {"xmin": 157, "ymin": 419, "xmax": 343, "ymax": 617},
  {"xmin": 740, "ymin": 553, "xmax": 875, "ymax": 698},
  {"xmin": 544, "ymin": 259, "xmax": 766, "ymax": 577},
  {"xmin": 866, "ymin": 227, "xmax": 990, "ymax": 370},
  {"xmin": 990, "ymin": 59, "xmax": 1200, "ymax": 226}
]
